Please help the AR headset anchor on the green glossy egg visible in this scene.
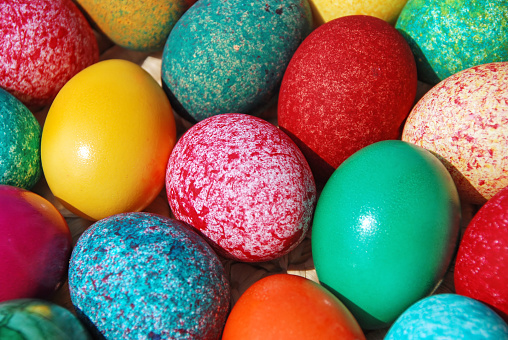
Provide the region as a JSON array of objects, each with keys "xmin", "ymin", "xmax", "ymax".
[{"xmin": 311, "ymin": 140, "xmax": 461, "ymax": 330}]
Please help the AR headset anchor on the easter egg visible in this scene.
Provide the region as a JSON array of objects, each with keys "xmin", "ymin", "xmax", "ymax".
[
  {"xmin": 222, "ymin": 274, "xmax": 366, "ymax": 340},
  {"xmin": 0, "ymin": 185, "xmax": 72, "ymax": 302},
  {"xmin": 311, "ymin": 140, "xmax": 461, "ymax": 330},
  {"xmin": 395, "ymin": 0, "xmax": 508, "ymax": 85},
  {"xmin": 0, "ymin": 299, "xmax": 90, "ymax": 340},
  {"xmin": 0, "ymin": 0, "xmax": 99, "ymax": 107},
  {"xmin": 161, "ymin": 0, "xmax": 313, "ymax": 122},
  {"xmin": 454, "ymin": 185, "xmax": 508, "ymax": 322},
  {"xmin": 0, "ymin": 88, "xmax": 41, "ymax": 189},
  {"xmin": 166, "ymin": 113, "xmax": 316, "ymax": 262},
  {"xmin": 385, "ymin": 294, "xmax": 508, "ymax": 339},
  {"xmin": 308, "ymin": 0, "xmax": 409, "ymax": 26},
  {"xmin": 402, "ymin": 62, "xmax": 508, "ymax": 205},
  {"xmin": 75, "ymin": 0, "xmax": 197, "ymax": 52},
  {"xmin": 41, "ymin": 59, "xmax": 177, "ymax": 221},
  {"xmin": 69, "ymin": 212, "xmax": 230, "ymax": 339},
  {"xmin": 278, "ymin": 15, "xmax": 417, "ymax": 185}
]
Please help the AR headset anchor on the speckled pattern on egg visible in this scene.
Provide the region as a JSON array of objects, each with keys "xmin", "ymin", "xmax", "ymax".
[
  {"xmin": 68, "ymin": 212, "xmax": 230, "ymax": 340},
  {"xmin": 396, "ymin": 0, "xmax": 508, "ymax": 84},
  {"xmin": 0, "ymin": 88, "xmax": 41, "ymax": 189},
  {"xmin": 161, "ymin": 0, "xmax": 313, "ymax": 122},
  {"xmin": 166, "ymin": 113, "xmax": 316, "ymax": 262}
]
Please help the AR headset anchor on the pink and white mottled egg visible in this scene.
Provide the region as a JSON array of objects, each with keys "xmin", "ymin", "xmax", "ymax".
[
  {"xmin": 166, "ymin": 113, "xmax": 316, "ymax": 262},
  {"xmin": 402, "ymin": 62, "xmax": 508, "ymax": 205}
]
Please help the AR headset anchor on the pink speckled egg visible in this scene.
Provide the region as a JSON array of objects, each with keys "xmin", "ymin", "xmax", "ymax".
[
  {"xmin": 0, "ymin": 0, "xmax": 99, "ymax": 107},
  {"xmin": 402, "ymin": 62, "xmax": 508, "ymax": 205},
  {"xmin": 166, "ymin": 113, "xmax": 316, "ymax": 262}
]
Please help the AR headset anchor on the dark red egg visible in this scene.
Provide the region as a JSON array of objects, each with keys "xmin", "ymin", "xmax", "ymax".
[
  {"xmin": 278, "ymin": 15, "xmax": 417, "ymax": 184},
  {"xmin": 454, "ymin": 185, "xmax": 508, "ymax": 322},
  {"xmin": 0, "ymin": 0, "xmax": 99, "ymax": 107}
]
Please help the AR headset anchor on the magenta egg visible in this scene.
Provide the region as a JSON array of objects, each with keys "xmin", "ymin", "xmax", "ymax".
[
  {"xmin": 166, "ymin": 113, "xmax": 316, "ymax": 262},
  {"xmin": 0, "ymin": 185, "xmax": 72, "ymax": 302}
]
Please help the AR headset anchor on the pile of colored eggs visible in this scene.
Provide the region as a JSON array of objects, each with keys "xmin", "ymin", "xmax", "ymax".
[{"xmin": 1, "ymin": 0, "xmax": 507, "ymax": 339}]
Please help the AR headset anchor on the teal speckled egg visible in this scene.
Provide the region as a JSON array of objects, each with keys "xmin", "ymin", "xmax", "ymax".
[
  {"xmin": 395, "ymin": 0, "xmax": 508, "ymax": 84},
  {"xmin": 311, "ymin": 140, "xmax": 461, "ymax": 330},
  {"xmin": 161, "ymin": 0, "xmax": 313, "ymax": 122},
  {"xmin": 0, "ymin": 88, "xmax": 42, "ymax": 189}
]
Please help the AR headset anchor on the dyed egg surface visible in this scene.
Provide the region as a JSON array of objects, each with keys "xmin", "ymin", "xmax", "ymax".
[
  {"xmin": 0, "ymin": 299, "xmax": 90, "ymax": 340},
  {"xmin": 69, "ymin": 212, "xmax": 230, "ymax": 340},
  {"xmin": 0, "ymin": 185, "xmax": 72, "ymax": 302},
  {"xmin": 385, "ymin": 294, "xmax": 508, "ymax": 339},
  {"xmin": 311, "ymin": 140, "xmax": 461, "ymax": 330},
  {"xmin": 402, "ymin": 62, "xmax": 508, "ymax": 205},
  {"xmin": 308, "ymin": 0, "xmax": 409, "ymax": 26},
  {"xmin": 454, "ymin": 185, "xmax": 508, "ymax": 322},
  {"xmin": 166, "ymin": 113, "xmax": 316, "ymax": 262},
  {"xmin": 0, "ymin": 0, "xmax": 99, "ymax": 107},
  {"xmin": 222, "ymin": 274, "xmax": 366, "ymax": 340},
  {"xmin": 278, "ymin": 15, "xmax": 417, "ymax": 184},
  {"xmin": 396, "ymin": 0, "xmax": 508, "ymax": 85},
  {"xmin": 161, "ymin": 0, "xmax": 313, "ymax": 122},
  {"xmin": 76, "ymin": 0, "xmax": 197, "ymax": 52},
  {"xmin": 0, "ymin": 88, "xmax": 41, "ymax": 189},
  {"xmin": 41, "ymin": 59, "xmax": 177, "ymax": 221}
]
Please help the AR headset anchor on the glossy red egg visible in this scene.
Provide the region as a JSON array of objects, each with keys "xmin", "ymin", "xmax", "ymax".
[
  {"xmin": 0, "ymin": 185, "xmax": 72, "ymax": 302},
  {"xmin": 454, "ymin": 185, "xmax": 508, "ymax": 322},
  {"xmin": 278, "ymin": 15, "xmax": 417, "ymax": 184}
]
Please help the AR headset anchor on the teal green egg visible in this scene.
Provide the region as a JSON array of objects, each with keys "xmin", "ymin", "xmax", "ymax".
[
  {"xmin": 161, "ymin": 0, "xmax": 313, "ymax": 122},
  {"xmin": 0, "ymin": 88, "xmax": 42, "ymax": 189},
  {"xmin": 395, "ymin": 0, "xmax": 508, "ymax": 84},
  {"xmin": 0, "ymin": 299, "xmax": 90, "ymax": 340},
  {"xmin": 311, "ymin": 140, "xmax": 461, "ymax": 330}
]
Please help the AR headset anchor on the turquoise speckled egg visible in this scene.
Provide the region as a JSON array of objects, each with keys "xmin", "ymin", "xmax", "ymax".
[
  {"xmin": 395, "ymin": 0, "xmax": 508, "ymax": 84},
  {"xmin": 311, "ymin": 140, "xmax": 461, "ymax": 330},
  {"xmin": 161, "ymin": 0, "xmax": 313, "ymax": 122},
  {"xmin": 385, "ymin": 294, "xmax": 508, "ymax": 339},
  {"xmin": 0, "ymin": 88, "xmax": 41, "ymax": 189},
  {"xmin": 68, "ymin": 212, "xmax": 230, "ymax": 339}
]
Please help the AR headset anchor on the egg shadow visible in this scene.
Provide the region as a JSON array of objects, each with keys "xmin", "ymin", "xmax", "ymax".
[{"xmin": 74, "ymin": 306, "xmax": 107, "ymax": 340}]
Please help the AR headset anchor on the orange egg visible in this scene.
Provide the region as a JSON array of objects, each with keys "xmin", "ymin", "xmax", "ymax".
[{"xmin": 222, "ymin": 274, "xmax": 365, "ymax": 340}]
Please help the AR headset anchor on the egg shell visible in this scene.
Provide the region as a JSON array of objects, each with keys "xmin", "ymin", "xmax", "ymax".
[
  {"xmin": 311, "ymin": 140, "xmax": 461, "ymax": 330},
  {"xmin": 402, "ymin": 62, "xmax": 508, "ymax": 205},
  {"xmin": 161, "ymin": 0, "xmax": 313, "ymax": 122},
  {"xmin": 41, "ymin": 59, "xmax": 177, "ymax": 221},
  {"xmin": 75, "ymin": 0, "xmax": 197, "ymax": 52},
  {"xmin": 454, "ymin": 185, "xmax": 508, "ymax": 322},
  {"xmin": 308, "ymin": 0, "xmax": 409, "ymax": 26},
  {"xmin": 277, "ymin": 15, "xmax": 417, "ymax": 185},
  {"xmin": 395, "ymin": 0, "xmax": 508, "ymax": 85},
  {"xmin": 0, "ymin": 0, "xmax": 99, "ymax": 107},
  {"xmin": 385, "ymin": 294, "xmax": 508, "ymax": 339},
  {"xmin": 0, "ymin": 185, "xmax": 72, "ymax": 302},
  {"xmin": 68, "ymin": 212, "xmax": 230, "ymax": 340},
  {"xmin": 222, "ymin": 274, "xmax": 366, "ymax": 340},
  {"xmin": 166, "ymin": 113, "xmax": 316, "ymax": 262},
  {"xmin": 0, "ymin": 299, "xmax": 90, "ymax": 340},
  {"xmin": 0, "ymin": 88, "xmax": 41, "ymax": 189}
]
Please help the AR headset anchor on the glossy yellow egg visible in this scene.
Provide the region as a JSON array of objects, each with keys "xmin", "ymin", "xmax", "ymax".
[{"xmin": 41, "ymin": 59, "xmax": 176, "ymax": 221}]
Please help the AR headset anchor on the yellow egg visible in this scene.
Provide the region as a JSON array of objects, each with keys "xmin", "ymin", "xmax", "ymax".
[
  {"xmin": 41, "ymin": 59, "xmax": 176, "ymax": 221},
  {"xmin": 309, "ymin": 0, "xmax": 409, "ymax": 26}
]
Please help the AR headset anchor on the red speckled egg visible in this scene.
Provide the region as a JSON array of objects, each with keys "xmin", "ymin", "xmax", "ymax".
[
  {"xmin": 278, "ymin": 15, "xmax": 417, "ymax": 184},
  {"xmin": 0, "ymin": 0, "xmax": 99, "ymax": 107},
  {"xmin": 402, "ymin": 62, "xmax": 508, "ymax": 204},
  {"xmin": 166, "ymin": 113, "xmax": 316, "ymax": 262},
  {"xmin": 454, "ymin": 185, "xmax": 508, "ymax": 322}
]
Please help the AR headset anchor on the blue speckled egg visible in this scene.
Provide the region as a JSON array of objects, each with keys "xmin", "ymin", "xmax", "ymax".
[
  {"xmin": 395, "ymin": 0, "xmax": 508, "ymax": 84},
  {"xmin": 385, "ymin": 294, "xmax": 508, "ymax": 339},
  {"xmin": 68, "ymin": 212, "xmax": 230, "ymax": 340},
  {"xmin": 0, "ymin": 88, "xmax": 42, "ymax": 189},
  {"xmin": 161, "ymin": 0, "xmax": 313, "ymax": 122}
]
